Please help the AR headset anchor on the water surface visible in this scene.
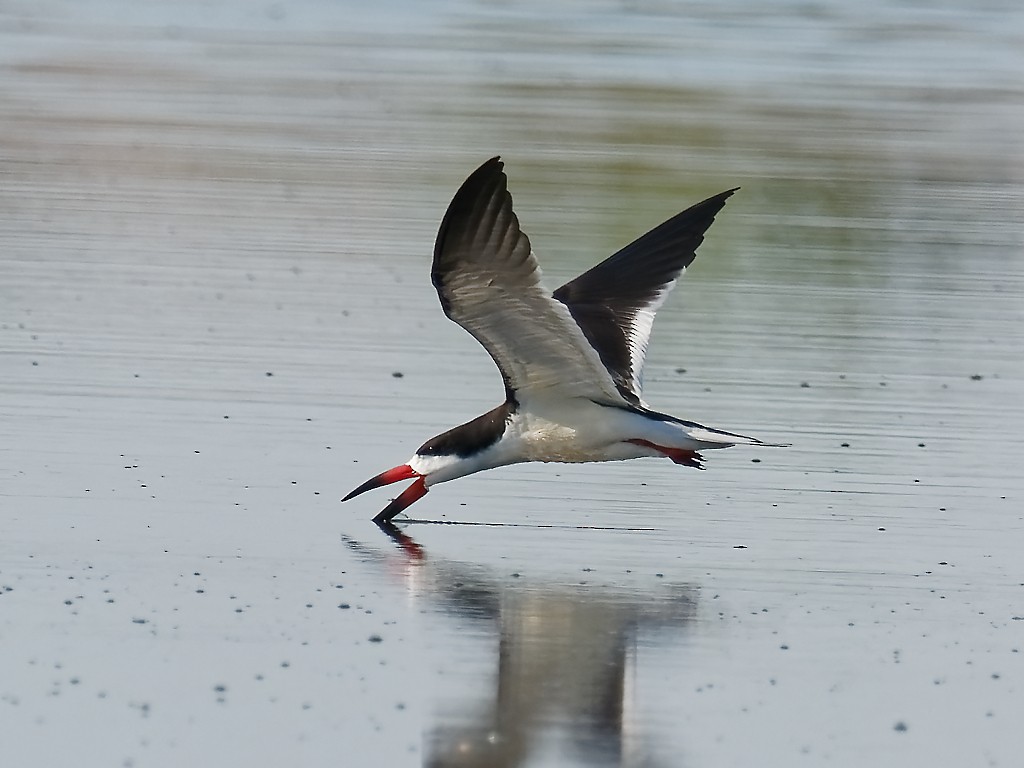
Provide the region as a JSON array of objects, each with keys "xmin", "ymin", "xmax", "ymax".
[{"xmin": 2, "ymin": 1, "xmax": 1023, "ymax": 766}]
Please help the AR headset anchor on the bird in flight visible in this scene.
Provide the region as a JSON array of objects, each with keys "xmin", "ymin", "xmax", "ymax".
[{"xmin": 344, "ymin": 157, "xmax": 780, "ymax": 524}]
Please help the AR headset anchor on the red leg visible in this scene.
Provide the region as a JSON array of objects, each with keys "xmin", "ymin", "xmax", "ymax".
[{"xmin": 627, "ymin": 439, "xmax": 705, "ymax": 469}]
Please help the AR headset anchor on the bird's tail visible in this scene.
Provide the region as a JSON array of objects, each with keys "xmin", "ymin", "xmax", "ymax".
[{"xmin": 687, "ymin": 425, "xmax": 791, "ymax": 449}]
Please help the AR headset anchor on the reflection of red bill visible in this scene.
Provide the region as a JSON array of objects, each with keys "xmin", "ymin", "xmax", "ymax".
[{"xmin": 374, "ymin": 519, "xmax": 426, "ymax": 562}]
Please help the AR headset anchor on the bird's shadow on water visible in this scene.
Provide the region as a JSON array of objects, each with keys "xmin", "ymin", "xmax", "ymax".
[{"xmin": 346, "ymin": 519, "xmax": 697, "ymax": 768}]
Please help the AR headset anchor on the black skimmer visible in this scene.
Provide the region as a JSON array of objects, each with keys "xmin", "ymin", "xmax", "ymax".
[{"xmin": 345, "ymin": 157, "xmax": 779, "ymax": 524}]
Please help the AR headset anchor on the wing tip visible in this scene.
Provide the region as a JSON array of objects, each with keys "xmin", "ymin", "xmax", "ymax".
[
  {"xmin": 480, "ymin": 155, "xmax": 505, "ymax": 177},
  {"xmin": 709, "ymin": 186, "xmax": 740, "ymax": 207},
  {"xmin": 433, "ymin": 156, "xmax": 510, "ymax": 266}
]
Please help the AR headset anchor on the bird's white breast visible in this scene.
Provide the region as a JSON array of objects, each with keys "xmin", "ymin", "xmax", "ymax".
[{"xmin": 505, "ymin": 396, "xmax": 657, "ymax": 463}]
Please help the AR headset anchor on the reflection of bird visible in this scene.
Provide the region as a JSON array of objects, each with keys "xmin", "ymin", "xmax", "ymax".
[
  {"xmin": 345, "ymin": 158, "xmax": 782, "ymax": 523},
  {"xmin": 426, "ymin": 589, "xmax": 694, "ymax": 768},
  {"xmin": 343, "ymin": 528, "xmax": 694, "ymax": 768}
]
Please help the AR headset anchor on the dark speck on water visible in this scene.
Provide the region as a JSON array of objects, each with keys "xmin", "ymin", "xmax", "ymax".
[{"xmin": 391, "ymin": 371, "xmax": 404, "ymax": 378}]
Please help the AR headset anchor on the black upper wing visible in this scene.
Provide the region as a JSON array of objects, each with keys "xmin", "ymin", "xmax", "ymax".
[{"xmin": 552, "ymin": 188, "xmax": 737, "ymax": 403}]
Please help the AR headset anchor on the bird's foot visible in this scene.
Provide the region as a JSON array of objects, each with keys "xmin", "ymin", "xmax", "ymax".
[
  {"xmin": 667, "ymin": 449, "xmax": 704, "ymax": 469},
  {"xmin": 627, "ymin": 439, "xmax": 705, "ymax": 469}
]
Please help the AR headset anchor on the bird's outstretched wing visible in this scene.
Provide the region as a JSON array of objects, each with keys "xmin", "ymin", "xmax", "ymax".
[
  {"xmin": 432, "ymin": 157, "xmax": 626, "ymax": 405},
  {"xmin": 552, "ymin": 187, "xmax": 737, "ymax": 405}
]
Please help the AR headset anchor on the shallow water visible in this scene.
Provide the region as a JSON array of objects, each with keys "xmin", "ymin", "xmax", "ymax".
[{"xmin": 2, "ymin": 1, "xmax": 1023, "ymax": 766}]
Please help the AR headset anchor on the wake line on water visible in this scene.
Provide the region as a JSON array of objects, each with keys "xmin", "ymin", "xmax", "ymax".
[{"xmin": 395, "ymin": 518, "xmax": 661, "ymax": 532}]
